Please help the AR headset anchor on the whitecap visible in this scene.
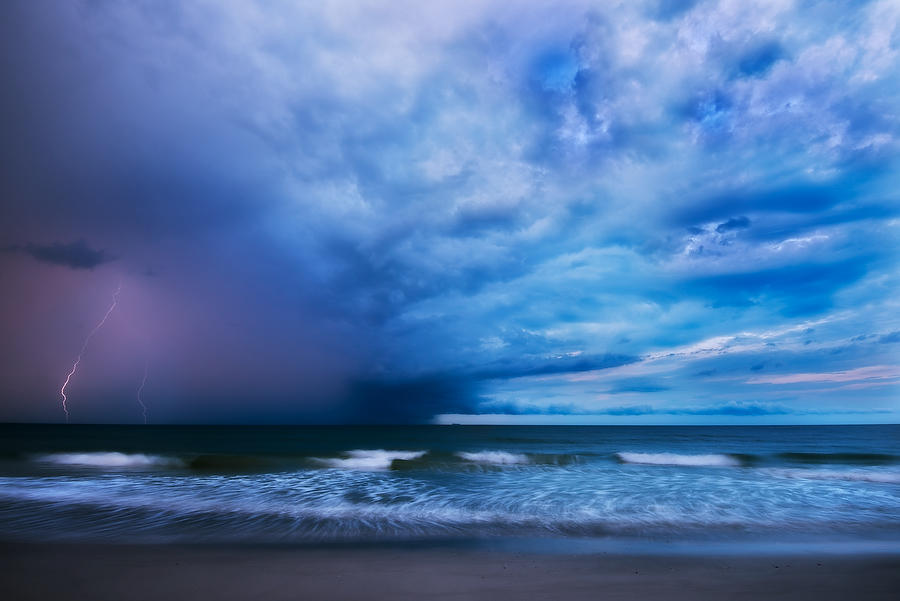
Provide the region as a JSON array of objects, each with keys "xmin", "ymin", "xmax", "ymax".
[
  {"xmin": 312, "ymin": 449, "xmax": 427, "ymax": 470},
  {"xmin": 616, "ymin": 452, "xmax": 741, "ymax": 467},
  {"xmin": 456, "ymin": 451, "xmax": 530, "ymax": 465},
  {"xmin": 35, "ymin": 452, "xmax": 184, "ymax": 468}
]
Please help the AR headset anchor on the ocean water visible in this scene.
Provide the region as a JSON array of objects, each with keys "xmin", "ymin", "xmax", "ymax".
[{"xmin": 0, "ymin": 424, "xmax": 898, "ymax": 547}]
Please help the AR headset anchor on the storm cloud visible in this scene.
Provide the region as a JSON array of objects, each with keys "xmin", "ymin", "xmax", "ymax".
[
  {"xmin": 0, "ymin": 0, "xmax": 897, "ymax": 424},
  {"xmin": 5, "ymin": 240, "xmax": 114, "ymax": 270}
]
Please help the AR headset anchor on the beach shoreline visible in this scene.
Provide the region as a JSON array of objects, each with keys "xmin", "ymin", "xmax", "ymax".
[{"xmin": 2, "ymin": 541, "xmax": 897, "ymax": 601}]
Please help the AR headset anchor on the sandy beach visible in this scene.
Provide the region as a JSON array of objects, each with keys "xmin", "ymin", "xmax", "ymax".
[{"xmin": 1, "ymin": 542, "xmax": 897, "ymax": 601}]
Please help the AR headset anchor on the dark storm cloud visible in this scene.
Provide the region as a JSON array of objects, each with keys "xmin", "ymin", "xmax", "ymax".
[
  {"xmin": 337, "ymin": 353, "xmax": 640, "ymax": 422},
  {"xmin": 4, "ymin": 240, "xmax": 114, "ymax": 270},
  {"xmin": 341, "ymin": 375, "xmax": 477, "ymax": 424},
  {"xmin": 0, "ymin": 2, "xmax": 283, "ymax": 246},
  {"xmin": 0, "ymin": 1, "xmax": 897, "ymax": 423}
]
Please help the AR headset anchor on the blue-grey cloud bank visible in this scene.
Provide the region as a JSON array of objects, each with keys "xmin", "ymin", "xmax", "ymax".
[{"xmin": 0, "ymin": 0, "xmax": 898, "ymax": 424}]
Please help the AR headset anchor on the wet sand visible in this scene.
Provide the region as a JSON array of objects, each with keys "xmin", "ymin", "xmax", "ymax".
[{"xmin": 1, "ymin": 542, "xmax": 897, "ymax": 600}]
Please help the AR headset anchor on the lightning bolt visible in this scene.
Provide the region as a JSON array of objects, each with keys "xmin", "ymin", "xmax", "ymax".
[
  {"xmin": 60, "ymin": 282, "xmax": 122, "ymax": 423},
  {"xmin": 137, "ymin": 360, "xmax": 150, "ymax": 425}
]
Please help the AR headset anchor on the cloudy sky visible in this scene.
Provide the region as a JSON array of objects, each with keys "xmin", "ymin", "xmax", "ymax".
[{"xmin": 1, "ymin": 0, "xmax": 898, "ymax": 424}]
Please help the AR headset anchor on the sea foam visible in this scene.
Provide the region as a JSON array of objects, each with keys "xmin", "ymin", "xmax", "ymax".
[
  {"xmin": 456, "ymin": 451, "xmax": 530, "ymax": 465},
  {"xmin": 313, "ymin": 449, "xmax": 427, "ymax": 470},
  {"xmin": 35, "ymin": 452, "xmax": 184, "ymax": 468},
  {"xmin": 768, "ymin": 468, "xmax": 900, "ymax": 484},
  {"xmin": 616, "ymin": 452, "xmax": 741, "ymax": 467}
]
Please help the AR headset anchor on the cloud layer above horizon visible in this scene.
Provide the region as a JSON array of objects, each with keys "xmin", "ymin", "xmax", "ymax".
[{"xmin": 1, "ymin": 0, "xmax": 898, "ymax": 423}]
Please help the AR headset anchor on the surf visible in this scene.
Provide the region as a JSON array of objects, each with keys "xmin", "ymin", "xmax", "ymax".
[{"xmin": 615, "ymin": 452, "xmax": 743, "ymax": 467}]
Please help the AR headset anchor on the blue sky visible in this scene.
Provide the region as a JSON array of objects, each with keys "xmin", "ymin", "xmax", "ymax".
[{"xmin": 0, "ymin": 0, "xmax": 898, "ymax": 424}]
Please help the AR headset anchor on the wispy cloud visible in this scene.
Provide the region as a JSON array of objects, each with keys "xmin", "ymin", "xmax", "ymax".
[{"xmin": 747, "ymin": 365, "xmax": 900, "ymax": 385}]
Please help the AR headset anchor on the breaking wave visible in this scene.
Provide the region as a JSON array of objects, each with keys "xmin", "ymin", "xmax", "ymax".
[
  {"xmin": 456, "ymin": 451, "xmax": 530, "ymax": 465},
  {"xmin": 311, "ymin": 449, "xmax": 427, "ymax": 470},
  {"xmin": 2, "ymin": 462, "xmax": 898, "ymax": 544},
  {"xmin": 615, "ymin": 452, "xmax": 742, "ymax": 467},
  {"xmin": 34, "ymin": 452, "xmax": 184, "ymax": 468},
  {"xmin": 4, "ymin": 424, "xmax": 897, "ymax": 544}
]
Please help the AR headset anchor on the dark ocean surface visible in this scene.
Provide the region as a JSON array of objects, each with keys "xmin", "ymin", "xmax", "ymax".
[{"xmin": 1, "ymin": 424, "xmax": 898, "ymax": 547}]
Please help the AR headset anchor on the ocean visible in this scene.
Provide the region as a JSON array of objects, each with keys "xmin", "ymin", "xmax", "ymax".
[{"xmin": 1, "ymin": 424, "xmax": 898, "ymax": 548}]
